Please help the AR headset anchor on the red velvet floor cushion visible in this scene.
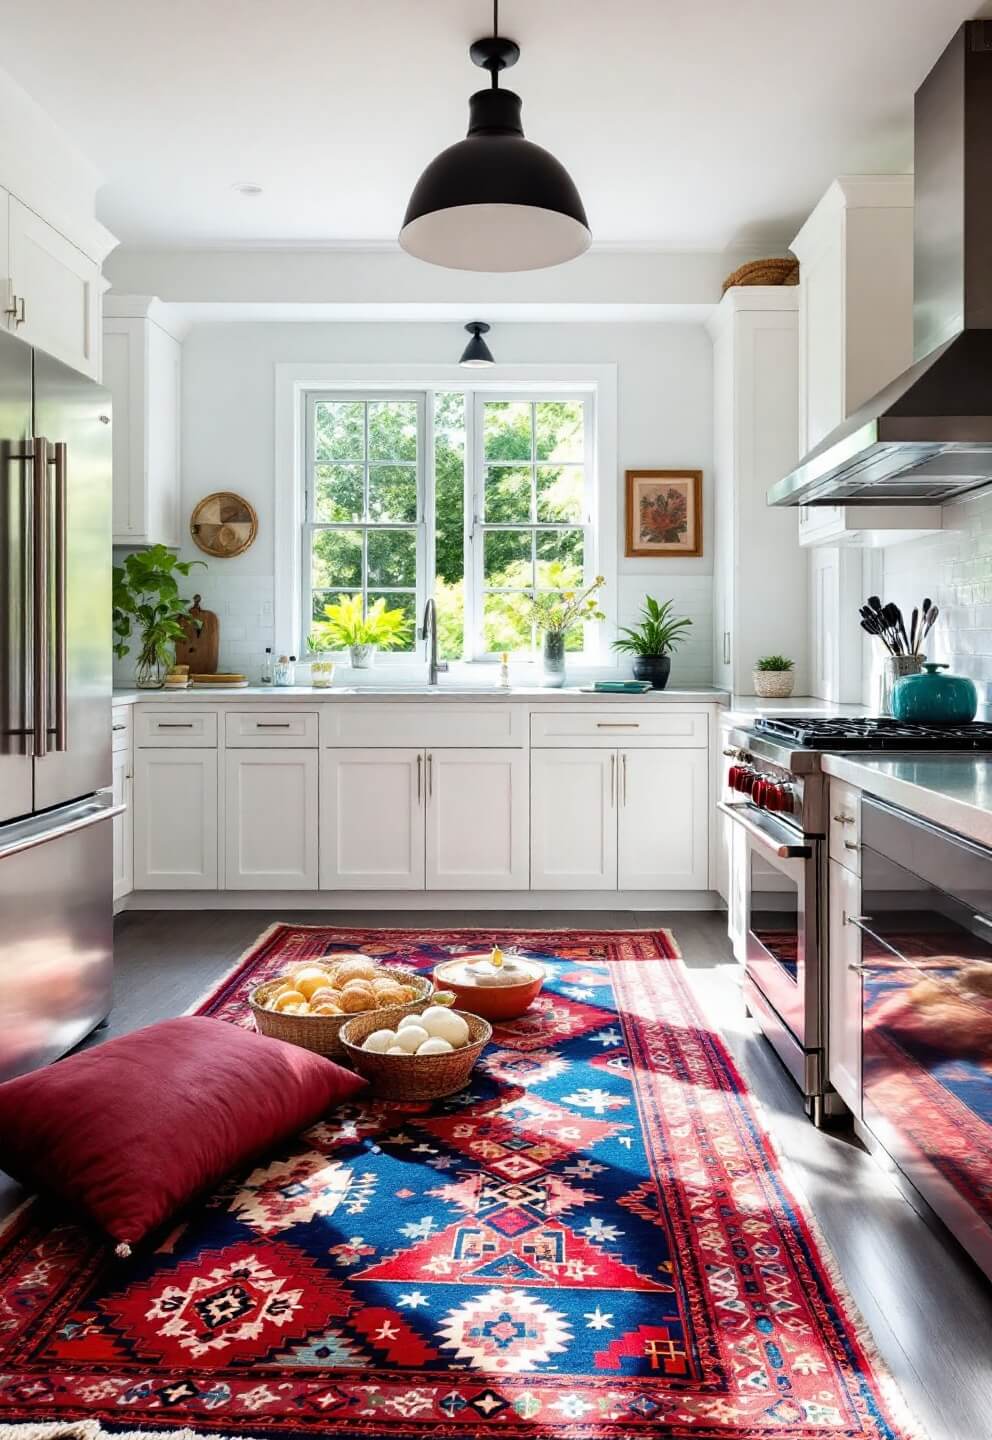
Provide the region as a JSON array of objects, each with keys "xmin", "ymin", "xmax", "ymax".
[{"xmin": 0, "ymin": 1015, "xmax": 365, "ymax": 1252}]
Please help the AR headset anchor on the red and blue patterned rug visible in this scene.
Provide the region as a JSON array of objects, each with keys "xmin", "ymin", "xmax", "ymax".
[{"xmin": 0, "ymin": 926, "xmax": 918, "ymax": 1439}]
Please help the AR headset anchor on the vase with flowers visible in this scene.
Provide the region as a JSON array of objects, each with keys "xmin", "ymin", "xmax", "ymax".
[{"xmin": 522, "ymin": 576, "xmax": 606, "ymax": 687}]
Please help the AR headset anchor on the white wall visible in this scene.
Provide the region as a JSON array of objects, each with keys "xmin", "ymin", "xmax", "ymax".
[{"xmin": 142, "ymin": 320, "xmax": 714, "ymax": 684}]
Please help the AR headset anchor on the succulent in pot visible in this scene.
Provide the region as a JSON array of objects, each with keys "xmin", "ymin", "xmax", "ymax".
[
  {"xmin": 753, "ymin": 654, "xmax": 795, "ymax": 699},
  {"xmin": 612, "ymin": 596, "xmax": 692, "ymax": 689},
  {"xmin": 312, "ymin": 593, "xmax": 412, "ymax": 669},
  {"xmin": 112, "ymin": 545, "xmax": 206, "ymax": 689}
]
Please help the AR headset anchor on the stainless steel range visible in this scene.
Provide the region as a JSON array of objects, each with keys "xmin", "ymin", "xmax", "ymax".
[{"xmin": 720, "ymin": 715, "xmax": 992, "ymax": 1125}]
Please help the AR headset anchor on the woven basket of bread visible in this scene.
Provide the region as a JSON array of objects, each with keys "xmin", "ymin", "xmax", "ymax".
[
  {"xmin": 722, "ymin": 256, "xmax": 799, "ymax": 293},
  {"xmin": 339, "ymin": 1004, "xmax": 492, "ymax": 1101},
  {"xmin": 250, "ymin": 958, "xmax": 433, "ymax": 1060}
]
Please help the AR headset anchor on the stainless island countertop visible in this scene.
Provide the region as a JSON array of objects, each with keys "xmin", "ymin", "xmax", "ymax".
[{"xmin": 822, "ymin": 753, "xmax": 992, "ymax": 849}]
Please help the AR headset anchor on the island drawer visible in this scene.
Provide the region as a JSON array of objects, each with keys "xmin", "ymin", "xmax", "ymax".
[
  {"xmin": 135, "ymin": 709, "xmax": 218, "ymax": 748},
  {"xmin": 829, "ymin": 779, "xmax": 861, "ymax": 875},
  {"xmin": 225, "ymin": 711, "xmax": 318, "ymax": 747}
]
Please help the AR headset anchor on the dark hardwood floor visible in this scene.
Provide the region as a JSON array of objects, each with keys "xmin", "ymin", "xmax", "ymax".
[{"xmin": 5, "ymin": 908, "xmax": 992, "ymax": 1439}]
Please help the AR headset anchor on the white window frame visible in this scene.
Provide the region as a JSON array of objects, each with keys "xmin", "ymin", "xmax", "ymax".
[
  {"xmin": 274, "ymin": 363, "xmax": 619, "ymax": 669},
  {"xmin": 302, "ymin": 391, "xmax": 428, "ymax": 660}
]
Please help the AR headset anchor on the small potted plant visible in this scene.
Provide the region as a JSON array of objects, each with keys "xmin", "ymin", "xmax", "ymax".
[
  {"xmin": 612, "ymin": 596, "xmax": 692, "ymax": 689},
  {"xmin": 523, "ymin": 576, "xmax": 606, "ymax": 687},
  {"xmin": 112, "ymin": 545, "xmax": 206, "ymax": 688},
  {"xmin": 316, "ymin": 593, "xmax": 412, "ymax": 668},
  {"xmin": 753, "ymin": 654, "xmax": 795, "ymax": 698}
]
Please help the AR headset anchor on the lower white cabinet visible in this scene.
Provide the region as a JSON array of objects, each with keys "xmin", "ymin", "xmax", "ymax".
[
  {"xmin": 425, "ymin": 749, "xmax": 529, "ymax": 891},
  {"xmin": 225, "ymin": 750, "xmax": 318, "ymax": 890},
  {"xmin": 531, "ymin": 747, "xmax": 708, "ymax": 891},
  {"xmin": 727, "ymin": 821, "xmax": 747, "ymax": 961},
  {"xmin": 828, "ymin": 858, "xmax": 863, "ymax": 1116},
  {"xmin": 111, "ymin": 748, "xmax": 133, "ymax": 902},
  {"xmin": 134, "ymin": 748, "xmax": 218, "ymax": 890},
  {"xmin": 320, "ymin": 749, "xmax": 424, "ymax": 890},
  {"xmin": 530, "ymin": 749, "xmax": 617, "ymax": 890}
]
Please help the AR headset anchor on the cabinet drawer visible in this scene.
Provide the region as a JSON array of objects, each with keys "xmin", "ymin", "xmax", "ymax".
[
  {"xmin": 225, "ymin": 711, "xmax": 318, "ymax": 748},
  {"xmin": 829, "ymin": 779, "xmax": 861, "ymax": 875},
  {"xmin": 135, "ymin": 708, "xmax": 218, "ymax": 748},
  {"xmin": 322, "ymin": 703, "xmax": 525, "ymax": 749},
  {"xmin": 112, "ymin": 706, "xmax": 131, "ymax": 753},
  {"xmin": 530, "ymin": 709, "xmax": 707, "ymax": 748}
]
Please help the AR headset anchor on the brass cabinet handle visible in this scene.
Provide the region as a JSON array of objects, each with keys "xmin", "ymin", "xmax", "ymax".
[{"xmin": 622, "ymin": 752, "xmax": 628, "ymax": 806}]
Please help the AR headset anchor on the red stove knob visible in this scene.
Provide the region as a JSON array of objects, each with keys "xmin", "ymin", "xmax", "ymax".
[
  {"xmin": 778, "ymin": 786, "xmax": 794, "ymax": 814},
  {"xmin": 753, "ymin": 778, "xmax": 767, "ymax": 807},
  {"xmin": 764, "ymin": 784, "xmax": 782, "ymax": 812}
]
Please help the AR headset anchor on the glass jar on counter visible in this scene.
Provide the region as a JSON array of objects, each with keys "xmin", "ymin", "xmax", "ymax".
[
  {"xmin": 311, "ymin": 658, "xmax": 336, "ymax": 689},
  {"xmin": 273, "ymin": 654, "xmax": 296, "ymax": 687}
]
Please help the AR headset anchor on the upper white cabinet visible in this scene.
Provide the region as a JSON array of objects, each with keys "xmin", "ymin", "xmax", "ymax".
[
  {"xmin": 708, "ymin": 289, "xmax": 807, "ymax": 696},
  {"xmin": 5, "ymin": 196, "xmax": 105, "ymax": 380},
  {"xmin": 104, "ymin": 296, "xmax": 182, "ymax": 547}
]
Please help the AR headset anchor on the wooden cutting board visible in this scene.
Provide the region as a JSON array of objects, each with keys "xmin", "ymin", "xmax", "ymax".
[{"xmin": 174, "ymin": 595, "xmax": 219, "ymax": 673}]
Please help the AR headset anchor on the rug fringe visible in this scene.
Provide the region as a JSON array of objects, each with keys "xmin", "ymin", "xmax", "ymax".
[{"xmin": 0, "ymin": 1424, "xmax": 253, "ymax": 1440}]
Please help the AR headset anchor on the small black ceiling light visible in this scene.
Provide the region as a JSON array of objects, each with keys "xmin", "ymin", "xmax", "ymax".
[
  {"xmin": 459, "ymin": 321, "xmax": 495, "ymax": 367},
  {"xmin": 399, "ymin": 0, "xmax": 591, "ymax": 272}
]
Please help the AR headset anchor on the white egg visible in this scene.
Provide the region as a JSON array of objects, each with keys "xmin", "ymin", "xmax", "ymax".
[
  {"xmin": 386, "ymin": 1045, "xmax": 408, "ymax": 1055},
  {"xmin": 393, "ymin": 1024, "xmax": 430, "ymax": 1053},
  {"xmin": 416, "ymin": 1036, "xmax": 454, "ymax": 1055},
  {"xmin": 362, "ymin": 1029, "xmax": 397, "ymax": 1053},
  {"xmin": 420, "ymin": 1006, "xmax": 470, "ymax": 1047},
  {"xmin": 397, "ymin": 1013, "xmax": 427, "ymax": 1031}
]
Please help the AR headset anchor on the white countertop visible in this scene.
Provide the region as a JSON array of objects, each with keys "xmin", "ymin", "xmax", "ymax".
[
  {"xmin": 822, "ymin": 754, "xmax": 992, "ymax": 849},
  {"xmin": 720, "ymin": 696, "xmax": 872, "ymax": 724},
  {"xmin": 113, "ymin": 684, "xmax": 731, "ymax": 705}
]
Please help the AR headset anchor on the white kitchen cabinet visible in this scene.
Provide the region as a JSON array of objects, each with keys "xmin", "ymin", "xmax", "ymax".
[
  {"xmin": 618, "ymin": 748, "xmax": 708, "ymax": 890},
  {"xmin": 104, "ymin": 297, "xmax": 182, "ymax": 546},
  {"xmin": 320, "ymin": 748, "xmax": 424, "ymax": 889},
  {"xmin": 225, "ymin": 750, "xmax": 318, "ymax": 890},
  {"xmin": 828, "ymin": 857, "xmax": 863, "ymax": 1117},
  {"xmin": 6, "ymin": 197, "xmax": 103, "ymax": 379},
  {"xmin": 133, "ymin": 748, "xmax": 218, "ymax": 890},
  {"xmin": 111, "ymin": 747, "xmax": 133, "ymax": 902},
  {"xmin": 708, "ymin": 289, "xmax": 807, "ymax": 695},
  {"xmin": 531, "ymin": 749, "xmax": 617, "ymax": 890},
  {"xmin": 426, "ymin": 749, "xmax": 529, "ymax": 890}
]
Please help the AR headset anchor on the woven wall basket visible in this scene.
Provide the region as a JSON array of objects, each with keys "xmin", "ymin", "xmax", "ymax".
[{"xmin": 722, "ymin": 257, "xmax": 799, "ymax": 294}]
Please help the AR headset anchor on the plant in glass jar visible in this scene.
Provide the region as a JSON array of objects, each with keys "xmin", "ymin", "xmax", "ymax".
[
  {"xmin": 612, "ymin": 596, "xmax": 692, "ymax": 690},
  {"xmin": 112, "ymin": 546, "xmax": 206, "ymax": 689},
  {"xmin": 522, "ymin": 576, "xmax": 606, "ymax": 688},
  {"xmin": 313, "ymin": 593, "xmax": 412, "ymax": 669}
]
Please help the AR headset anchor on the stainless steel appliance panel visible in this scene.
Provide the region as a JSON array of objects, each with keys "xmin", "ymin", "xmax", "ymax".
[
  {"xmin": 32, "ymin": 349, "xmax": 111, "ymax": 814},
  {"xmin": 0, "ymin": 796, "xmax": 114, "ymax": 1079},
  {"xmin": 0, "ymin": 336, "xmax": 34, "ymax": 823}
]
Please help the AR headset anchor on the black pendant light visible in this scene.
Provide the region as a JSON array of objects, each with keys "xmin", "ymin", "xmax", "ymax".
[
  {"xmin": 459, "ymin": 321, "xmax": 495, "ymax": 367},
  {"xmin": 399, "ymin": 1, "xmax": 591, "ymax": 272}
]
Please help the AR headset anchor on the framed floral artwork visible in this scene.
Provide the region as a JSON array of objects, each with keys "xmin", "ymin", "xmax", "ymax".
[{"xmin": 625, "ymin": 469, "xmax": 703, "ymax": 557}]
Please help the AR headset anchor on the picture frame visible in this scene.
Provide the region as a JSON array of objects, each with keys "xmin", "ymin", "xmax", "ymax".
[{"xmin": 625, "ymin": 469, "xmax": 703, "ymax": 558}]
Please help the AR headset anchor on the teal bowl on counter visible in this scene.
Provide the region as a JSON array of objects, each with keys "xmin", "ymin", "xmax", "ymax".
[{"xmin": 890, "ymin": 663, "xmax": 978, "ymax": 725}]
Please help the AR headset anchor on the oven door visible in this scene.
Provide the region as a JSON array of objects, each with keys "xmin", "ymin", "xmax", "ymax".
[{"xmin": 718, "ymin": 801, "xmax": 822, "ymax": 1069}]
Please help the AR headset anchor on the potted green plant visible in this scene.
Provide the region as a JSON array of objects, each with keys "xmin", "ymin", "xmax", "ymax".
[
  {"xmin": 612, "ymin": 596, "xmax": 692, "ymax": 689},
  {"xmin": 314, "ymin": 593, "xmax": 412, "ymax": 668},
  {"xmin": 522, "ymin": 576, "xmax": 606, "ymax": 687},
  {"xmin": 112, "ymin": 546, "xmax": 206, "ymax": 688},
  {"xmin": 753, "ymin": 654, "xmax": 796, "ymax": 699}
]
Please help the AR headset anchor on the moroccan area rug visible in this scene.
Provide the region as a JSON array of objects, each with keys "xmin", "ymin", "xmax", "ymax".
[{"xmin": 0, "ymin": 925, "xmax": 919, "ymax": 1440}]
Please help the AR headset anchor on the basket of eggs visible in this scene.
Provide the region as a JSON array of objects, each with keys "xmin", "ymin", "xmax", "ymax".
[
  {"xmin": 339, "ymin": 1000, "xmax": 492, "ymax": 1101},
  {"xmin": 249, "ymin": 953, "xmax": 433, "ymax": 1060}
]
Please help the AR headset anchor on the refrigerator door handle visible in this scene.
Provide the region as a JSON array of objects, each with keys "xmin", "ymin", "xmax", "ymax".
[
  {"xmin": 30, "ymin": 436, "xmax": 49, "ymax": 760},
  {"xmin": 0, "ymin": 792, "xmax": 124, "ymax": 862},
  {"xmin": 51, "ymin": 441, "xmax": 67, "ymax": 752}
]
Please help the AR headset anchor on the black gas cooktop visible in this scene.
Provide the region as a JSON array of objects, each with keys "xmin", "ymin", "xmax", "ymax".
[{"xmin": 751, "ymin": 716, "xmax": 992, "ymax": 751}]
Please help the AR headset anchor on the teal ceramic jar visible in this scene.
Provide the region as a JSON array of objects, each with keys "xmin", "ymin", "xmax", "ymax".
[{"xmin": 891, "ymin": 663, "xmax": 978, "ymax": 725}]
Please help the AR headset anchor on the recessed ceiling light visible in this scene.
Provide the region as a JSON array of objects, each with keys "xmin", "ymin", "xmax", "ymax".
[{"xmin": 233, "ymin": 182, "xmax": 264, "ymax": 197}]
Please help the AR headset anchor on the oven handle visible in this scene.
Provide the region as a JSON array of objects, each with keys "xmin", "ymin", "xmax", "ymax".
[{"xmin": 717, "ymin": 801, "xmax": 812, "ymax": 859}]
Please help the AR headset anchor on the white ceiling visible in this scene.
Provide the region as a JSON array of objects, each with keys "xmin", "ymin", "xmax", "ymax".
[{"xmin": 0, "ymin": 0, "xmax": 981, "ymax": 251}]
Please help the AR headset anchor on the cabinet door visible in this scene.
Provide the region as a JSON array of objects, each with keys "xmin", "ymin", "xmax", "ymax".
[
  {"xmin": 427, "ymin": 749, "xmax": 529, "ymax": 890},
  {"xmin": 320, "ymin": 748, "xmax": 424, "ymax": 889},
  {"xmin": 618, "ymin": 748, "xmax": 708, "ymax": 890},
  {"xmin": 111, "ymin": 748, "xmax": 133, "ymax": 902},
  {"xmin": 133, "ymin": 748, "xmax": 217, "ymax": 890},
  {"xmin": 530, "ymin": 748, "xmax": 617, "ymax": 891},
  {"xmin": 727, "ymin": 820, "xmax": 747, "ymax": 961},
  {"xmin": 225, "ymin": 750, "xmax": 317, "ymax": 890},
  {"xmin": 103, "ymin": 318, "xmax": 145, "ymax": 540},
  {"xmin": 828, "ymin": 858, "xmax": 862, "ymax": 1117},
  {"xmin": 8, "ymin": 198, "xmax": 101, "ymax": 379}
]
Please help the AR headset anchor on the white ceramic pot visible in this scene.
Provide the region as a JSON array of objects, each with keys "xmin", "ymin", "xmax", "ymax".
[
  {"xmin": 752, "ymin": 669, "xmax": 795, "ymax": 699},
  {"xmin": 350, "ymin": 643, "xmax": 375, "ymax": 669}
]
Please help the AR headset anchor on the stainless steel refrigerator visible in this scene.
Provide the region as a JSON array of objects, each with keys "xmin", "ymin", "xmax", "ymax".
[{"xmin": 0, "ymin": 330, "xmax": 119, "ymax": 1080}]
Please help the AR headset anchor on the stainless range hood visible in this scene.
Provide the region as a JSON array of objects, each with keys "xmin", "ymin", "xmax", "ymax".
[{"xmin": 769, "ymin": 21, "xmax": 992, "ymax": 508}]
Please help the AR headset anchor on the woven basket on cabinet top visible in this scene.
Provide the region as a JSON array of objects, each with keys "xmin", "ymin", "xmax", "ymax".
[
  {"xmin": 249, "ymin": 966, "xmax": 434, "ymax": 1060},
  {"xmin": 721, "ymin": 257, "xmax": 799, "ymax": 293}
]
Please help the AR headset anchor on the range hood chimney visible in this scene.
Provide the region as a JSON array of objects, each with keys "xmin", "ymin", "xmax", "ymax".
[{"xmin": 768, "ymin": 20, "xmax": 992, "ymax": 508}]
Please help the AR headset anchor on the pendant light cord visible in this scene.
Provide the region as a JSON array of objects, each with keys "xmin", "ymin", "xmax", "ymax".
[{"xmin": 492, "ymin": 0, "xmax": 499, "ymax": 86}]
